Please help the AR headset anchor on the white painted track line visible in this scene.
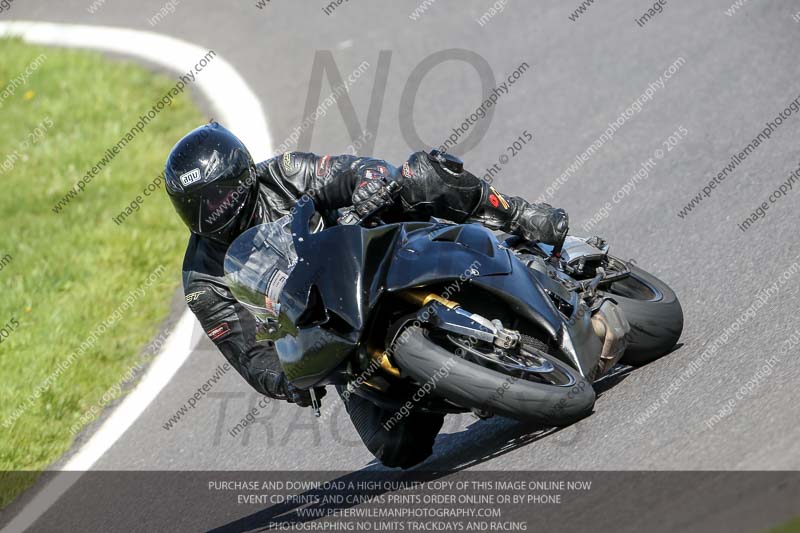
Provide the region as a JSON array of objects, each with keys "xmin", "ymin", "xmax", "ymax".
[{"xmin": 0, "ymin": 21, "xmax": 273, "ymax": 533}]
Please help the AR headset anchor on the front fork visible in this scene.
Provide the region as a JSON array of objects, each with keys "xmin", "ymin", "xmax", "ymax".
[
  {"xmin": 398, "ymin": 290, "xmax": 521, "ymax": 349},
  {"xmin": 365, "ymin": 290, "xmax": 522, "ymax": 380}
]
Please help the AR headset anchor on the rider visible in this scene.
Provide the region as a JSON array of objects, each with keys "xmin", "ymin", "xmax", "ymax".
[{"xmin": 164, "ymin": 122, "xmax": 569, "ymax": 468}]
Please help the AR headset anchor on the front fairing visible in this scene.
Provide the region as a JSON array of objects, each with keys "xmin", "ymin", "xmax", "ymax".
[
  {"xmin": 273, "ymin": 201, "xmax": 402, "ymax": 387},
  {"xmin": 383, "ymin": 223, "xmax": 514, "ymax": 290}
]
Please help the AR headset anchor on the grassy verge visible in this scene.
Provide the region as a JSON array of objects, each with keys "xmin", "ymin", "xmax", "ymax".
[
  {"xmin": 0, "ymin": 38, "xmax": 206, "ymax": 508},
  {"xmin": 768, "ymin": 518, "xmax": 800, "ymax": 533}
]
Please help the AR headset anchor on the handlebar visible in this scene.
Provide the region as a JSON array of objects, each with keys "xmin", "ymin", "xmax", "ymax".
[
  {"xmin": 337, "ymin": 177, "xmax": 568, "ymax": 263},
  {"xmin": 338, "ymin": 178, "xmax": 405, "ymax": 226}
]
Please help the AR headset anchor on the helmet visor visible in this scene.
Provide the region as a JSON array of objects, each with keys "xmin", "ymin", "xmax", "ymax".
[{"xmin": 198, "ymin": 184, "xmax": 250, "ymax": 235}]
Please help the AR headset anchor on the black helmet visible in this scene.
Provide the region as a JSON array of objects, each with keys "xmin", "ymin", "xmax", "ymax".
[{"xmin": 165, "ymin": 123, "xmax": 259, "ymax": 244}]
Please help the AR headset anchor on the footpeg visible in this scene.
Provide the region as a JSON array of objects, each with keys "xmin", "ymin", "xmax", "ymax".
[{"xmin": 309, "ymin": 388, "xmax": 321, "ymax": 418}]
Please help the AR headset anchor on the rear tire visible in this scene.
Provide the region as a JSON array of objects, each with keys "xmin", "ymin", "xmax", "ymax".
[
  {"xmin": 602, "ymin": 263, "xmax": 683, "ymax": 366},
  {"xmin": 392, "ymin": 327, "xmax": 595, "ymax": 426}
]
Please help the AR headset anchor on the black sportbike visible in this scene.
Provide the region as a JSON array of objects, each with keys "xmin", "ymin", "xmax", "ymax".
[{"xmin": 224, "ymin": 184, "xmax": 682, "ymax": 426}]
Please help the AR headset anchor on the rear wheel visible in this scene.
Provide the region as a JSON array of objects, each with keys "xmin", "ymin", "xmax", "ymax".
[
  {"xmin": 391, "ymin": 326, "xmax": 595, "ymax": 426},
  {"xmin": 601, "ymin": 262, "xmax": 683, "ymax": 366}
]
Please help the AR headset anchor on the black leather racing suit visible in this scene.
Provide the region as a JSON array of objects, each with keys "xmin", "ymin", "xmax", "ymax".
[{"xmin": 182, "ymin": 150, "xmax": 566, "ymax": 468}]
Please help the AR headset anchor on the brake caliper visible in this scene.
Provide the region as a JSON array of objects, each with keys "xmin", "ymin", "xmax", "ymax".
[{"xmin": 491, "ymin": 319, "xmax": 520, "ymax": 349}]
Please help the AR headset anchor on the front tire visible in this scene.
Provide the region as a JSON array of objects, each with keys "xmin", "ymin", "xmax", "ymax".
[{"xmin": 391, "ymin": 328, "xmax": 595, "ymax": 426}]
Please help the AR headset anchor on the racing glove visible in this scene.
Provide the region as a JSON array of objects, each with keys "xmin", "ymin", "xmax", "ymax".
[
  {"xmin": 352, "ymin": 167, "xmax": 394, "ymax": 217},
  {"xmin": 470, "ymin": 182, "xmax": 569, "ymax": 246},
  {"xmin": 513, "ymin": 203, "xmax": 569, "ymax": 246},
  {"xmin": 264, "ymin": 369, "xmax": 327, "ymax": 407}
]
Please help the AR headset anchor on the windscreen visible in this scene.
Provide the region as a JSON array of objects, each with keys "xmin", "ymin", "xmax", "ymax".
[{"xmin": 223, "ymin": 216, "xmax": 297, "ymax": 324}]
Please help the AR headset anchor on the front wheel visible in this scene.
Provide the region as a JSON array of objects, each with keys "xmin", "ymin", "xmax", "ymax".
[
  {"xmin": 601, "ymin": 262, "xmax": 683, "ymax": 366},
  {"xmin": 391, "ymin": 327, "xmax": 596, "ymax": 426}
]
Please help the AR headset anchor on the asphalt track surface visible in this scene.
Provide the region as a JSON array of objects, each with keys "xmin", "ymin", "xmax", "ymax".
[{"xmin": 4, "ymin": 1, "xmax": 800, "ymax": 531}]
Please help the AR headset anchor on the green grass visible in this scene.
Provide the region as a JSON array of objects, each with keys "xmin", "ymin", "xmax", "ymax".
[
  {"xmin": 768, "ymin": 518, "xmax": 800, "ymax": 533},
  {"xmin": 0, "ymin": 38, "xmax": 206, "ymax": 507}
]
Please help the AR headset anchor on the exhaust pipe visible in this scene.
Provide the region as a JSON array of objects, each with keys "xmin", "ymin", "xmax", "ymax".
[{"xmin": 590, "ymin": 300, "xmax": 630, "ymax": 377}]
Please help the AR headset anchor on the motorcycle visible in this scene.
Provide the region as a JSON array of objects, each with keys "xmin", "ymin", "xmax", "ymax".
[{"xmin": 223, "ymin": 182, "xmax": 683, "ymax": 425}]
